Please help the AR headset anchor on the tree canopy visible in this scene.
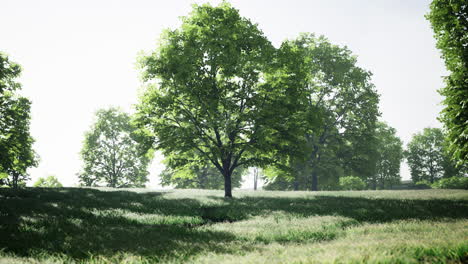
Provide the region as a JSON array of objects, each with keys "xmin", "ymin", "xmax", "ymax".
[
  {"xmin": 0, "ymin": 52, "xmax": 37, "ymax": 188},
  {"xmin": 263, "ymin": 34, "xmax": 380, "ymax": 191},
  {"xmin": 136, "ymin": 3, "xmax": 293, "ymax": 197},
  {"xmin": 426, "ymin": 0, "xmax": 468, "ymax": 166},
  {"xmin": 78, "ymin": 108, "xmax": 152, "ymax": 188}
]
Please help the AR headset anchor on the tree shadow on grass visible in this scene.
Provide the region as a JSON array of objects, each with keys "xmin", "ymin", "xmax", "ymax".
[
  {"xmin": 0, "ymin": 188, "xmax": 467, "ymax": 261},
  {"xmin": 0, "ymin": 188, "xmax": 245, "ymax": 261},
  {"xmin": 206, "ymin": 194, "xmax": 468, "ymax": 223}
]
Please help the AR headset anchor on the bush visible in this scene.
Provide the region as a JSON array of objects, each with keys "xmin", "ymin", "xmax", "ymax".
[
  {"xmin": 33, "ymin": 175, "xmax": 63, "ymax": 188},
  {"xmin": 432, "ymin": 177, "xmax": 468, "ymax": 190},
  {"xmin": 414, "ymin": 180, "xmax": 432, "ymax": 189},
  {"xmin": 0, "ymin": 173, "xmax": 7, "ymax": 187},
  {"xmin": 339, "ymin": 176, "xmax": 366, "ymax": 190}
]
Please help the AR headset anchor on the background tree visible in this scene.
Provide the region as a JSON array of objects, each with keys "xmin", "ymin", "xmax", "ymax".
[
  {"xmin": 33, "ymin": 175, "xmax": 63, "ymax": 188},
  {"xmin": 0, "ymin": 52, "xmax": 38, "ymax": 188},
  {"xmin": 263, "ymin": 138, "xmax": 344, "ymax": 191},
  {"xmin": 426, "ymin": 0, "xmax": 468, "ymax": 166},
  {"xmin": 406, "ymin": 127, "xmax": 463, "ymax": 184},
  {"xmin": 160, "ymin": 162, "xmax": 244, "ymax": 189},
  {"xmin": 136, "ymin": 3, "xmax": 294, "ymax": 197},
  {"xmin": 0, "ymin": 52, "xmax": 21, "ymax": 172},
  {"xmin": 370, "ymin": 122, "xmax": 404, "ymax": 189},
  {"xmin": 339, "ymin": 127, "xmax": 379, "ymax": 188},
  {"xmin": 78, "ymin": 108, "xmax": 152, "ymax": 188},
  {"xmin": 265, "ymin": 34, "xmax": 380, "ymax": 191}
]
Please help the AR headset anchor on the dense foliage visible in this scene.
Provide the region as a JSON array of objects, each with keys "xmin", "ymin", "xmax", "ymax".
[
  {"xmin": 264, "ymin": 123, "xmax": 403, "ymax": 191},
  {"xmin": 432, "ymin": 176, "xmax": 468, "ymax": 190},
  {"xmin": 260, "ymin": 34, "xmax": 380, "ymax": 191},
  {"xmin": 78, "ymin": 108, "xmax": 151, "ymax": 188},
  {"xmin": 303, "ymin": 35, "xmax": 379, "ymax": 190},
  {"xmin": 339, "ymin": 176, "xmax": 366, "ymax": 190},
  {"xmin": 426, "ymin": 0, "xmax": 468, "ymax": 166},
  {"xmin": 0, "ymin": 52, "xmax": 37, "ymax": 188}
]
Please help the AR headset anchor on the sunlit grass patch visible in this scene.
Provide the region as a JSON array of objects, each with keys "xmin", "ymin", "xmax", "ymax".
[
  {"xmin": 204, "ymin": 212, "xmax": 358, "ymax": 243},
  {"xmin": 192, "ymin": 220, "xmax": 468, "ymax": 264}
]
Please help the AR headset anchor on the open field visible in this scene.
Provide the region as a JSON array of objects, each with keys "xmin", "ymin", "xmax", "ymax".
[{"xmin": 1, "ymin": 188, "xmax": 467, "ymax": 263}]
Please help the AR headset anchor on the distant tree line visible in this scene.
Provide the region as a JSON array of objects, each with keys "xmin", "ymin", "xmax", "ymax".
[{"xmin": 79, "ymin": 2, "xmax": 467, "ymax": 194}]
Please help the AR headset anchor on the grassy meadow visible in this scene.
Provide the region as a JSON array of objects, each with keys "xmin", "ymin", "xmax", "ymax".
[{"xmin": 0, "ymin": 188, "xmax": 467, "ymax": 263}]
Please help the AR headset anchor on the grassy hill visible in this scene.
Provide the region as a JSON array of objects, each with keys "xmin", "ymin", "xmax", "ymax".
[{"xmin": 0, "ymin": 188, "xmax": 467, "ymax": 263}]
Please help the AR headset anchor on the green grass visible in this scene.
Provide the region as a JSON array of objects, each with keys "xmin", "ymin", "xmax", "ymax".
[{"xmin": 0, "ymin": 188, "xmax": 467, "ymax": 263}]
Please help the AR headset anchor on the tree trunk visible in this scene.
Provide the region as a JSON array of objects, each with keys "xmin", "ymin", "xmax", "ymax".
[
  {"xmin": 12, "ymin": 172, "xmax": 19, "ymax": 189},
  {"xmin": 311, "ymin": 170, "xmax": 318, "ymax": 191},
  {"xmin": 253, "ymin": 167, "xmax": 258, "ymax": 191},
  {"xmin": 223, "ymin": 170, "xmax": 232, "ymax": 198},
  {"xmin": 429, "ymin": 162, "xmax": 435, "ymax": 183},
  {"xmin": 293, "ymin": 180, "xmax": 299, "ymax": 191},
  {"xmin": 200, "ymin": 168, "xmax": 208, "ymax": 189},
  {"xmin": 110, "ymin": 175, "xmax": 116, "ymax": 188},
  {"xmin": 310, "ymin": 148, "xmax": 321, "ymax": 191}
]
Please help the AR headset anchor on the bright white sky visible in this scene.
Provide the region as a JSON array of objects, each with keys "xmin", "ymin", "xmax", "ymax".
[{"xmin": 1, "ymin": 0, "xmax": 445, "ymax": 188}]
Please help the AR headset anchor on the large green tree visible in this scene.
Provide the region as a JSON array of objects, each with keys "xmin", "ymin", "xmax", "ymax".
[
  {"xmin": 406, "ymin": 127, "xmax": 464, "ymax": 184},
  {"xmin": 426, "ymin": 0, "xmax": 468, "ymax": 166},
  {"xmin": 136, "ymin": 3, "xmax": 294, "ymax": 197},
  {"xmin": 263, "ymin": 132, "xmax": 344, "ymax": 191},
  {"xmin": 267, "ymin": 34, "xmax": 380, "ymax": 191},
  {"xmin": 78, "ymin": 108, "xmax": 151, "ymax": 188},
  {"xmin": 0, "ymin": 52, "xmax": 37, "ymax": 188}
]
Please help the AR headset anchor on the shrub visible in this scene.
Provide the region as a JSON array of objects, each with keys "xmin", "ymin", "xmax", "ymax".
[
  {"xmin": 414, "ymin": 180, "xmax": 432, "ymax": 189},
  {"xmin": 432, "ymin": 177, "xmax": 468, "ymax": 190},
  {"xmin": 339, "ymin": 176, "xmax": 366, "ymax": 190},
  {"xmin": 33, "ymin": 175, "xmax": 63, "ymax": 188},
  {"xmin": 0, "ymin": 173, "xmax": 7, "ymax": 187}
]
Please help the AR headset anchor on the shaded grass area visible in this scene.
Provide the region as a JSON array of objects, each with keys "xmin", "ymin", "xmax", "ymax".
[{"xmin": 0, "ymin": 188, "xmax": 467, "ymax": 263}]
